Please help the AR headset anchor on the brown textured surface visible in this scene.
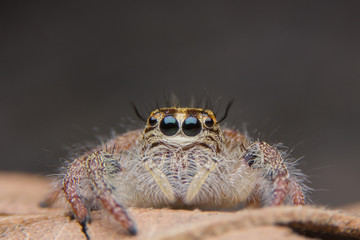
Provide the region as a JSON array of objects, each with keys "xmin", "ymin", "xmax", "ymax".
[{"xmin": 0, "ymin": 172, "xmax": 359, "ymax": 240}]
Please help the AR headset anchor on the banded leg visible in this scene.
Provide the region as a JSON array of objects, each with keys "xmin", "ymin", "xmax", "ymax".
[
  {"xmin": 243, "ymin": 142, "xmax": 305, "ymax": 206},
  {"xmin": 86, "ymin": 151, "xmax": 137, "ymax": 235},
  {"xmin": 289, "ymin": 177, "xmax": 305, "ymax": 205},
  {"xmin": 62, "ymin": 157, "xmax": 92, "ymax": 240}
]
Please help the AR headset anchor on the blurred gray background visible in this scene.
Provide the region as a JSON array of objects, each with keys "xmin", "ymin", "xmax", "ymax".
[{"xmin": 1, "ymin": 1, "xmax": 359, "ymax": 207}]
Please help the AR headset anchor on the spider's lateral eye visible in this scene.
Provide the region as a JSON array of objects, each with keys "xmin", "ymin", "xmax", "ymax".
[
  {"xmin": 160, "ymin": 116, "xmax": 179, "ymax": 136},
  {"xmin": 183, "ymin": 117, "xmax": 202, "ymax": 136},
  {"xmin": 244, "ymin": 151, "xmax": 257, "ymax": 167},
  {"xmin": 148, "ymin": 116, "xmax": 157, "ymax": 126},
  {"xmin": 204, "ymin": 117, "xmax": 214, "ymax": 128}
]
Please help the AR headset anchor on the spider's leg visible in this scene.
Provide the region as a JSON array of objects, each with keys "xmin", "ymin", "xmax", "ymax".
[
  {"xmin": 243, "ymin": 142, "xmax": 305, "ymax": 206},
  {"xmin": 62, "ymin": 157, "xmax": 91, "ymax": 240},
  {"xmin": 86, "ymin": 151, "xmax": 137, "ymax": 235},
  {"xmin": 288, "ymin": 175, "xmax": 305, "ymax": 205}
]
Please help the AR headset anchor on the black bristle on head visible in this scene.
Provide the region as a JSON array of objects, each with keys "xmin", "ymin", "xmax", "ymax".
[
  {"xmin": 130, "ymin": 102, "xmax": 146, "ymax": 123},
  {"xmin": 218, "ymin": 99, "xmax": 234, "ymax": 123},
  {"xmin": 131, "ymin": 96, "xmax": 233, "ymax": 123}
]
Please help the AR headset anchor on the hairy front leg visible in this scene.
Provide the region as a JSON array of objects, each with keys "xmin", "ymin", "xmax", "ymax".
[
  {"xmin": 63, "ymin": 152, "xmax": 137, "ymax": 239},
  {"xmin": 62, "ymin": 157, "xmax": 92, "ymax": 239},
  {"xmin": 54, "ymin": 131, "xmax": 141, "ymax": 239},
  {"xmin": 243, "ymin": 142, "xmax": 305, "ymax": 206},
  {"xmin": 86, "ymin": 151, "xmax": 137, "ymax": 235}
]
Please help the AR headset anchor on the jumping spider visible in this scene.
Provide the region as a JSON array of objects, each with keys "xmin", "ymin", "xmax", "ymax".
[{"xmin": 44, "ymin": 103, "xmax": 306, "ymax": 239}]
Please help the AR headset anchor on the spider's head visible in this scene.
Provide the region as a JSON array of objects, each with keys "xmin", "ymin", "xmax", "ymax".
[
  {"xmin": 142, "ymin": 107, "xmax": 222, "ymax": 148},
  {"xmin": 134, "ymin": 104, "xmax": 233, "ymax": 205}
]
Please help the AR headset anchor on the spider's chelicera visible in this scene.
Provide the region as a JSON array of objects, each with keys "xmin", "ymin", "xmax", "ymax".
[{"xmin": 44, "ymin": 106, "xmax": 307, "ymax": 239}]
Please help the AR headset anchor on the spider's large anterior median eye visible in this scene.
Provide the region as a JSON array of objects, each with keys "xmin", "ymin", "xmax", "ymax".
[
  {"xmin": 160, "ymin": 116, "xmax": 179, "ymax": 136},
  {"xmin": 183, "ymin": 117, "xmax": 202, "ymax": 136}
]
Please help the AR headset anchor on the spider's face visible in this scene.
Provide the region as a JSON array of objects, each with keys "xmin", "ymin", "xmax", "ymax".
[
  {"xmin": 142, "ymin": 107, "xmax": 222, "ymax": 149},
  {"xmin": 139, "ymin": 107, "xmax": 226, "ymax": 206}
]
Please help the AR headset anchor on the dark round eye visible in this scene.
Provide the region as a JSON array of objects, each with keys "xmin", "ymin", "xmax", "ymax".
[
  {"xmin": 204, "ymin": 117, "xmax": 214, "ymax": 128},
  {"xmin": 148, "ymin": 116, "xmax": 157, "ymax": 126},
  {"xmin": 182, "ymin": 117, "xmax": 202, "ymax": 136},
  {"xmin": 160, "ymin": 116, "xmax": 179, "ymax": 136},
  {"xmin": 244, "ymin": 151, "xmax": 257, "ymax": 167}
]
